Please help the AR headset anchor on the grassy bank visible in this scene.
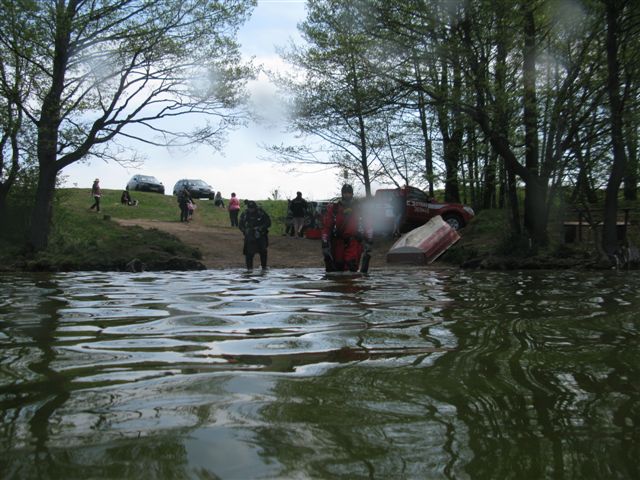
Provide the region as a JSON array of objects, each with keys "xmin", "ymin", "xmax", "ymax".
[
  {"xmin": 3, "ymin": 187, "xmax": 639, "ymax": 271},
  {"xmin": 0, "ymin": 189, "xmax": 290, "ymax": 272},
  {"xmin": 55, "ymin": 188, "xmax": 291, "ymax": 230}
]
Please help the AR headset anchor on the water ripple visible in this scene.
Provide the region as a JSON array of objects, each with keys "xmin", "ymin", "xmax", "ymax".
[{"xmin": 1, "ymin": 269, "xmax": 639, "ymax": 479}]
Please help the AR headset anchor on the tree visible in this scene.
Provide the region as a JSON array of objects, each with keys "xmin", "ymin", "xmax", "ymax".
[
  {"xmin": 270, "ymin": 0, "xmax": 397, "ymax": 196},
  {"xmin": 0, "ymin": 61, "xmax": 26, "ymax": 224},
  {"xmin": 0, "ymin": 0, "xmax": 256, "ymax": 250},
  {"xmin": 601, "ymin": 0, "xmax": 633, "ymax": 257},
  {"xmin": 274, "ymin": 0, "xmax": 638, "ymax": 259},
  {"xmin": 0, "ymin": 0, "xmax": 39, "ymax": 224},
  {"xmin": 452, "ymin": 0, "xmax": 607, "ymax": 245}
]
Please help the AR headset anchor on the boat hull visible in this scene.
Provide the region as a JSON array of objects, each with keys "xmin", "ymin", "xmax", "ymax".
[{"xmin": 386, "ymin": 216, "xmax": 460, "ymax": 265}]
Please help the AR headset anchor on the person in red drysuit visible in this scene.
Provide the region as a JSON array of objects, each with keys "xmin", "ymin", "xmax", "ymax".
[{"xmin": 321, "ymin": 184, "xmax": 373, "ymax": 273}]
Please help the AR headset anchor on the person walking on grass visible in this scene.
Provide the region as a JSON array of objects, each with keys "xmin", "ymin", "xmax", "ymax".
[{"xmin": 89, "ymin": 178, "xmax": 101, "ymax": 212}]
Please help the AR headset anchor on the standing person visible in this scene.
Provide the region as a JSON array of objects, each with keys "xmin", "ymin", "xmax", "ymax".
[
  {"xmin": 177, "ymin": 186, "xmax": 192, "ymax": 222},
  {"xmin": 239, "ymin": 200, "xmax": 271, "ymax": 270},
  {"xmin": 228, "ymin": 192, "xmax": 240, "ymax": 227},
  {"xmin": 290, "ymin": 191, "xmax": 308, "ymax": 237},
  {"xmin": 284, "ymin": 199, "xmax": 295, "ymax": 236},
  {"xmin": 187, "ymin": 197, "xmax": 196, "ymax": 221},
  {"xmin": 89, "ymin": 179, "xmax": 101, "ymax": 212},
  {"xmin": 321, "ymin": 184, "xmax": 373, "ymax": 273},
  {"xmin": 214, "ymin": 191, "xmax": 225, "ymax": 208}
]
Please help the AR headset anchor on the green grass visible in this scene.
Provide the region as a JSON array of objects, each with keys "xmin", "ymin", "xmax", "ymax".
[
  {"xmin": 57, "ymin": 188, "xmax": 204, "ymax": 222},
  {"xmin": 56, "ymin": 189, "xmax": 291, "ymax": 232},
  {"xmin": 0, "ymin": 188, "xmax": 292, "ymax": 271}
]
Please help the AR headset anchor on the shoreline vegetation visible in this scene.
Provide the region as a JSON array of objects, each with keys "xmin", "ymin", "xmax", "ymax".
[{"xmin": 1, "ymin": 188, "xmax": 638, "ymax": 273}]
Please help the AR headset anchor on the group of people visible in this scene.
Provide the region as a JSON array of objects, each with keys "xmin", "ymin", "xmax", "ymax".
[
  {"xmin": 91, "ymin": 179, "xmax": 141, "ymax": 211},
  {"xmin": 177, "ymin": 185, "xmax": 371, "ymax": 272},
  {"xmin": 239, "ymin": 184, "xmax": 372, "ymax": 273},
  {"xmin": 175, "ymin": 187, "xmax": 240, "ymax": 225},
  {"xmin": 91, "ymin": 179, "xmax": 371, "ymax": 273},
  {"xmin": 177, "ymin": 186, "xmax": 196, "ymax": 222}
]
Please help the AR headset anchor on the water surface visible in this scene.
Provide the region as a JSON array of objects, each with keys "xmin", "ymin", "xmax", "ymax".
[{"xmin": 1, "ymin": 268, "xmax": 638, "ymax": 479}]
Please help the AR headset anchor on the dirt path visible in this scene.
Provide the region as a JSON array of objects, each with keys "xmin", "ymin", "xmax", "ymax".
[{"xmin": 115, "ymin": 218, "xmax": 393, "ymax": 270}]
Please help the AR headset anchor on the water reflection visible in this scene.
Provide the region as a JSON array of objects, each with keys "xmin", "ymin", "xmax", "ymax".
[{"xmin": 0, "ymin": 269, "xmax": 638, "ymax": 478}]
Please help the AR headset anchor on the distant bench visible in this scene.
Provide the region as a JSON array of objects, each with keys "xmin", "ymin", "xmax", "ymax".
[{"xmin": 563, "ymin": 208, "xmax": 633, "ymax": 243}]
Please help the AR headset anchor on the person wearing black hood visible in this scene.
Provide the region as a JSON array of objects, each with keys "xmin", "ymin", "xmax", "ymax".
[
  {"xmin": 239, "ymin": 201, "xmax": 272, "ymax": 270},
  {"xmin": 321, "ymin": 184, "xmax": 373, "ymax": 273}
]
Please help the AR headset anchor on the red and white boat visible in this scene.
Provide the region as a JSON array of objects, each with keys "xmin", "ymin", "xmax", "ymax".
[{"xmin": 386, "ymin": 216, "xmax": 460, "ymax": 265}]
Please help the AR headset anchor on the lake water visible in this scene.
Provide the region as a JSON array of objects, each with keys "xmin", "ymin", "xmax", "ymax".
[{"xmin": 0, "ymin": 268, "xmax": 638, "ymax": 479}]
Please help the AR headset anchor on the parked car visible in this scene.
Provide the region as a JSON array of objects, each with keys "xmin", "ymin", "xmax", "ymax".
[
  {"xmin": 172, "ymin": 179, "xmax": 215, "ymax": 199},
  {"xmin": 374, "ymin": 186, "xmax": 475, "ymax": 232},
  {"xmin": 126, "ymin": 174, "xmax": 165, "ymax": 194}
]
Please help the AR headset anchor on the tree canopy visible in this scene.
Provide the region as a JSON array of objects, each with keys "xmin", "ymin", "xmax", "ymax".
[
  {"xmin": 0, "ymin": 0, "xmax": 256, "ymax": 249},
  {"xmin": 271, "ymin": 0, "xmax": 640, "ymax": 257}
]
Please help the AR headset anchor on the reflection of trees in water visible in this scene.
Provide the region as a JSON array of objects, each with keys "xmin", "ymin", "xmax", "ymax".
[
  {"xmin": 0, "ymin": 278, "xmax": 191, "ymax": 478},
  {"xmin": 256, "ymin": 364, "xmax": 467, "ymax": 478},
  {"xmin": 5, "ymin": 437, "xmax": 192, "ymax": 479},
  {"xmin": 252, "ymin": 276, "xmax": 464, "ymax": 478},
  {"xmin": 254, "ymin": 272, "xmax": 640, "ymax": 479},
  {"xmin": 1, "ymin": 278, "xmax": 70, "ymax": 477},
  {"xmin": 424, "ymin": 272, "xmax": 640, "ymax": 479}
]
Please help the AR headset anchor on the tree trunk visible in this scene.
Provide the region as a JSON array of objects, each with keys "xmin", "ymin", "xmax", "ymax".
[
  {"xmin": 0, "ymin": 162, "xmax": 18, "ymax": 231},
  {"xmin": 440, "ymin": 57, "xmax": 462, "ymax": 203},
  {"xmin": 488, "ymin": 11, "xmax": 506, "ymax": 211},
  {"xmin": 28, "ymin": 164, "xmax": 58, "ymax": 251},
  {"xmin": 357, "ymin": 113, "xmax": 371, "ymax": 197},
  {"xmin": 425, "ymin": 136, "xmax": 433, "ymax": 197},
  {"xmin": 413, "ymin": 54, "xmax": 435, "ymax": 197},
  {"xmin": 507, "ymin": 168, "xmax": 521, "ymax": 235},
  {"xmin": 27, "ymin": 0, "xmax": 75, "ymax": 251},
  {"xmin": 572, "ymin": 142, "xmax": 599, "ymax": 205},
  {"xmin": 445, "ymin": 58, "xmax": 463, "ymax": 203},
  {"xmin": 0, "ymin": 188, "xmax": 9, "ymax": 229},
  {"xmin": 418, "ymin": 93, "xmax": 434, "ymax": 196},
  {"xmin": 498, "ymin": 157, "xmax": 506, "ymax": 209},
  {"xmin": 443, "ymin": 140, "xmax": 461, "ymax": 202},
  {"xmin": 0, "ymin": 101, "xmax": 23, "ymax": 232},
  {"xmin": 483, "ymin": 149, "xmax": 498, "ymax": 209},
  {"xmin": 623, "ymin": 122, "xmax": 638, "ymax": 200},
  {"xmin": 602, "ymin": 0, "xmax": 627, "ymax": 257},
  {"xmin": 524, "ymin": 177, "xmax": 548, "ymax": 244},
  {"xmin": 521, "ymin": 2, "xmax": 547, "ymax": 245},
  {"xmin": 465, "ymin": 124, "xmax": 478, "ymax": 207}
]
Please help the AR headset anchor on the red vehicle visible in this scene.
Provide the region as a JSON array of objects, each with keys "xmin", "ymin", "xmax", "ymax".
[{"xmin": 373, "ymin": 186, "xmax": 475, "ymax": 232}]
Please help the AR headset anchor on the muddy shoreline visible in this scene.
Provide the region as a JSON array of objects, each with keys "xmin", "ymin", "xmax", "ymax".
[{"xmin": 115, "ymin": 219, "xmax": 397, "ymax": 270}]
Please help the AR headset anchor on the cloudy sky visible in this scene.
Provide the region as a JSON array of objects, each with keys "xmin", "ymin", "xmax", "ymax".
[{"xmin": 62, "ymin": 0, "xmax": 342, "ymax": 201}]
